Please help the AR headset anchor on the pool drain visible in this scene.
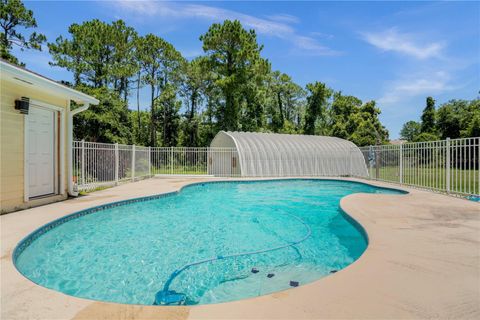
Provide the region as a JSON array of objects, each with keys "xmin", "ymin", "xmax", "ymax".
[
  {"xmin": 153, "ymin": 210, "xmax": 312, "ymax": 306},
  {"xmin": 290, "ymin": 281, "xmax": 299, "ymax": 287}
]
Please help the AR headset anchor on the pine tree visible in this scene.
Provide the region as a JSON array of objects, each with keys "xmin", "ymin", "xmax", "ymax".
[
  {"xmin": 420, "ymin": 96, "xmax": 436, "ymax": 134},
  {"xmin": 200, "ymin": 20, "xmax": 264, "ymax": 131},
  {"xmin": 0, "ymin": 0, "xmax": 46, "ymax": 65},
  {"xmin": 304, "ymin": 82, "xmax": 332, "ymax": 135}
]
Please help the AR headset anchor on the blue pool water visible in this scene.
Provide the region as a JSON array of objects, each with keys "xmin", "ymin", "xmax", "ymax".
[{"xmin": 15, "ymin": 180, "xmax": 404, "ymax": 305}]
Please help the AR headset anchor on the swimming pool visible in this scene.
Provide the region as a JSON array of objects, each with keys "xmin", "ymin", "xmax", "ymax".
[{"xmin": 14, "ymin": 179, "xmax": 404, "ymax": 305}]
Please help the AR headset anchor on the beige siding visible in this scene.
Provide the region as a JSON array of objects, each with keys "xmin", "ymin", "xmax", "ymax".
[{"xmin": 1, "ymin": 79, "xmax": 69, "ymax": 213}]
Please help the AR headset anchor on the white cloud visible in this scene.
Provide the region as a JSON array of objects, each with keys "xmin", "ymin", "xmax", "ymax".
[
  {"xmin": 291, "ymin": 35, "xmax": 337, "ymax": 56},
  {"xmin": 361, "ymin": 28, "xmax": 445, "ymax": 59},
  {"xmin": 378, "ymin": 71, "xmax": 454, "ymax": 105},
  {"xmin": 115, "ymin": 0, "xmax": 338, "ymax": 56},
  {"xmin": 266, "ymin": 14, "xmax": 300, "ymax": 24},
  {"xmin": 310, "ymin": 31, "xmax": 334, "ymax": 40}
]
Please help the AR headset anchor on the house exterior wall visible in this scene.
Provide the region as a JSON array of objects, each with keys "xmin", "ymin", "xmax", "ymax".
[{"xmin": 1, "ymin": 79, "xmax": 69, "ymax": 214}]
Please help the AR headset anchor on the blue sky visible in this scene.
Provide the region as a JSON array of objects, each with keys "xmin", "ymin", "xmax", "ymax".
[{"xmin": 14, "ymin": 1, "xmax": 480, "ymax": 138}]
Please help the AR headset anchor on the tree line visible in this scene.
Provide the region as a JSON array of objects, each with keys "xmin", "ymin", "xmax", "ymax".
[
  {"xmin": 400, "ymin": 96, "xmax": 479, "ymax": 142},
  {"xmin": 50, "ymin": 17, "xmax": 390, "ymax": 147},
  {"xmin": 4, "ymin": 0, "xmax": 476, "ymax": 149}
]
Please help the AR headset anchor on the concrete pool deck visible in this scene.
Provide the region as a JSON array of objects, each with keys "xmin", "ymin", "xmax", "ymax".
[{"xmin": 1, "ymin": 177, "xmax": 479, "ymax": 320}]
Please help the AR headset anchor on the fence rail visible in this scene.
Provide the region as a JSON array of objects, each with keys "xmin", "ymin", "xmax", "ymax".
[
  {"xmin": 73, "ymin": 141, "xmax": 240, "ymax": 192},
  {"xmin": 358, "ymin": 137, "xmax": 479, "ymax": 198},
  {"xmin": 73, "ymin": 137, "xmax": 479, "ymax": 198}
]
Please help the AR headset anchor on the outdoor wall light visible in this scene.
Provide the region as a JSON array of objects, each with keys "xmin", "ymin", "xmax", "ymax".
[{"xmin": 14, "ymin": 97, "xmax": 30, "ymax": 114}]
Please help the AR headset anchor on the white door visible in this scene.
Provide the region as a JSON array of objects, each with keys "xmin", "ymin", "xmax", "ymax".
[{"xmin": 28, "ymin": 107, "xmax": 56, "ymax": 198}]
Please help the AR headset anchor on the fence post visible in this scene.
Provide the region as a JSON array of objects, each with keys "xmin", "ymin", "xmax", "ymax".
[
  {"xmin": 446, "ymin": 137, "xmax": 450, "ymax": 193},
  {"xmin": 399, "ymin": 144, "xmax": 403, "ymax": 184},
  {"xmin": 148, "ymin": 146, "xmax": 152, "ymax": 177},
  {"xmin": 369, "ymin": 145, "xmax": 373, "ymax": 179},
  {"xmin": 81, "ymin": 139, "xmax": 85, "ymax": 187},
  {"xmin": 170, "ymin": 147, "xmax": 174, "ymax": 175},
  {"xmin": 132, "ymin": 144, "xmax": 136, "ymax": 182},
  {"xmin": 114, "ymin": 143, "xmax": 119, "ymax": 185}
]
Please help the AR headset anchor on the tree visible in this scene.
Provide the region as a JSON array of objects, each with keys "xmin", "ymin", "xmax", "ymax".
[
  {"xmin": 420, "ymin": 96, "xmax": 436, "ymax": 134},
  {"xmin": 329, "ymin": 92, "xmax": 362, "ymax": 139},
  {"xmin": 180, "ymin": 57, "xmax": 209, "ymax": 146},
  {"xmin": 0, "ymin": 0, "xmax": 46, "ymax": 65},
  {"xmin": 413, "ymin": 132, "xmax": 438, "ymax": 142},
  {"xmin": 156, "ymin": 85, "xmax": 181, "ymax": 147},
  {"xmin": 73, "ymin": 86, "xmax": 131, "ymax": 144},
  {"xmin": 464, "ymin": 112, "xmax": 480, "ymax": 137},
  {"xmin": 129, "ymin": 110, "xmax": 150, "ymax": 146},
  {"xmin": 239, "ymin": 57, "xmax": 270, "ymax": 132},
  {"xmin": 330, "ymin": 92, "xmax": 361, "ymax": 120},
  {"xmin": 49, "ymin": 19, "xmax": 138, "ymax": 93},
  {"xmin": 303, "ymin": 82, "xmax": 332, "ymax": 135},
  {"xmin": 460, "ymin": 98, "xmax": 480, "ymax": 138},
  {"xmin": 349, "ymin": 117, "xmax": 379, "ymax": 146},
  {"xmin": 436, "ymin": 102, "xmax": 460, "ymax": 139},
  {"xmin": 136, "ymin": 34, "xmax": 184, "ymax": 146},
  {"xmin": 49, "ymin": 19, "xmax": 142, "ymax": 145},
  {"xmin": 47, "ymin": 18, "xmax": 397, "ymax": 149},
  {"xmin": 200, "ymin": 20, "xmax": 264, "ymax": 131},
  {"xmin": 109, "ymin": 20, "xmax": 138, "ymax": 101},
  {"xmin": 401, "ymin": 98, "xmax": 479, "ymax": 142},
  {"xmin": 49, "ymin": 19, "xmax": 112, "ymax": 87},
  {"xmin": 267, "ymin": 71, "xmax": 304, "ymax": 132},
  {"xmin": 347, "ymin": 101, "xmax": 389, "ymax": 146},
  {"xmin": 198, "ymin": 69, "xmax": 223, "ymax": 146},
  {"xmin": 437, "ymin": 99, "xmax": 479, "ymax": 139},
  {"xmin": 282, "ymin": 82, "xmax": 305, "ymax": 132},
  {"xmin": 400, "ymin": 121, "xmax": 421, "ymax": 141}
]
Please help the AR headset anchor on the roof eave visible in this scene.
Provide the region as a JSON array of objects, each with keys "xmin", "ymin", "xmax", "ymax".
[{"xmin": 0, "ymin": 60, "xmax": 99, "ymax": 105}]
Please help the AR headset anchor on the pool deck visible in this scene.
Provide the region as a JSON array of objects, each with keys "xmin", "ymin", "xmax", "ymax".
[{"xmin": 1, "ymin": 177, "xmax": 479, "ymax": 320}]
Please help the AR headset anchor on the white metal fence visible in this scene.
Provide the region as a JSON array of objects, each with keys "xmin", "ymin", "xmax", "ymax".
[
  {"xmin": 73, "ymin": 137, "xmax": 480, "ymax": 198},
  {"xmin": 358, "ymin": 137, "xmax": 480, "ymax": 198},
  {"xmin": 73, "ymin": 141, "xmax": 240, "ymax": 192},
  {"xmin": 151, "ymin": 147, "xmax": 239, "ymax": 177},
  {"xmin": 73, "ymin": 141, "xmax": 151, "ymax": 192}
]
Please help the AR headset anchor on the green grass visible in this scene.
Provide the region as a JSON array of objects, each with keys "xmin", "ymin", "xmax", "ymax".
[
  {"xmin": 369, "ymin": 166, "xmax": 479, "ymax": 195},
  {"xmin": 78, "ymin": 185, "xmax": 112, "ymax": 195},
  {"xmin": 152, "ymin": 166, "xmax": 208, "ymax": 175}
]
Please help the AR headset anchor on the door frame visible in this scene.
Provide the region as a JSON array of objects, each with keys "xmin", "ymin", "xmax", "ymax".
[{"xmin": 24, "ymin": 99, "xmax": 65, "ymax": 202}]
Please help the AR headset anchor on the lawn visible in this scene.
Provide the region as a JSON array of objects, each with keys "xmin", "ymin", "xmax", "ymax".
[
  {"xmin": 152, "ymin": 165, "xmax": 209, "ymax": 175},
  {"xmin": 369, "ymin": 166, "xmax": 479, "ymax": 196}
]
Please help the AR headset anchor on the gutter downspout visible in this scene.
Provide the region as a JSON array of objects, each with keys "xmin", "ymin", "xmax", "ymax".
[{"xmin": 67, "ymin": 102, "xmax": 90, "ymax": 196}]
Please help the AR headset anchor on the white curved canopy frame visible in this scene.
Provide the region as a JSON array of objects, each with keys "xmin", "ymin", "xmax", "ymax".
[{"xmin": 210, "ymin": 131, "xmax": 368, "ymax": 177}]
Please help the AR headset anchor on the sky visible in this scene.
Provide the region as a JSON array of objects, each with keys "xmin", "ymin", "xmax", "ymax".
[{"xmin": 13, "ymin": 0, "xmax": 480, "ymax": 138}]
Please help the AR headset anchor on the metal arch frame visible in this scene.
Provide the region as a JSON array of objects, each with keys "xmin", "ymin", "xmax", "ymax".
[
  {"xmin": 213, "ymin": 131, "xmax": 368, "ymax": 177},
  {"xmin": 211, "ymin": 131, "xmax": 245, "ymax": 176}
]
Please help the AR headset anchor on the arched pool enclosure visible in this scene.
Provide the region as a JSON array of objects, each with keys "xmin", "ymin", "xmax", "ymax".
[{"xmin": 208, "ymin": 131, "xmax": 368, "ymax": 177}]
